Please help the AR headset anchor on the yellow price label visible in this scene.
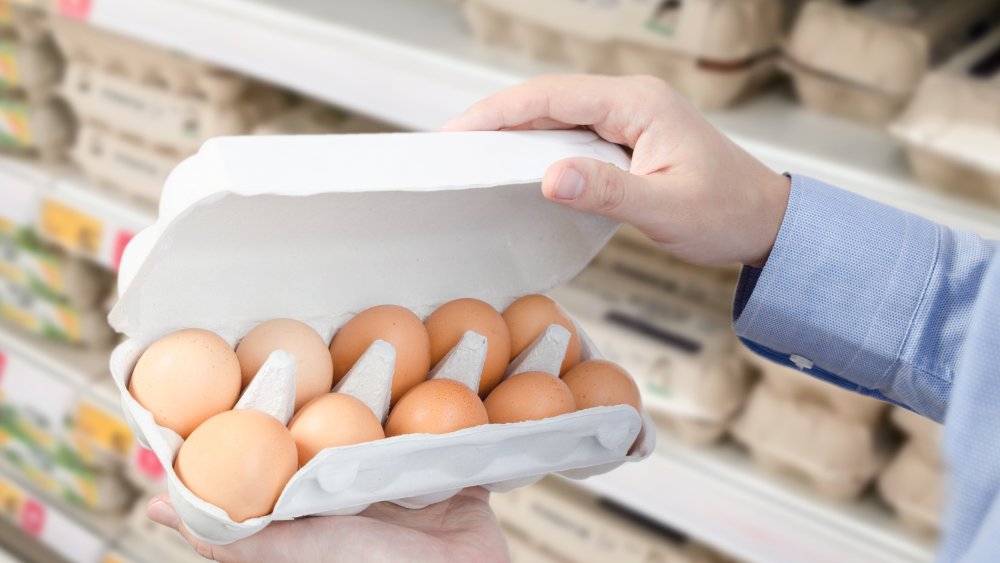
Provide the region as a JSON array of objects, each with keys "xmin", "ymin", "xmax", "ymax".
[
  {"xmin": 40, "ymin": 199, "xmax": 103, "ymax": 255},
  {"xmin": 74, "ymin": 401, "xmax": 134, "ymax": 457},
  {"xmin": 0, "ymin": 477, "xmax": 22, "ymax": 518}
]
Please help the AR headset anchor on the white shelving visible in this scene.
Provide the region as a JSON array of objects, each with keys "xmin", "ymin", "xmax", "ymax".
[
  {"xmin": 73, "ymin": 0, "xmax": 1000, "ymax": 240},
  {"xmin": 569, "ymin": 435, "xmax": 934, "ymax": 563}
]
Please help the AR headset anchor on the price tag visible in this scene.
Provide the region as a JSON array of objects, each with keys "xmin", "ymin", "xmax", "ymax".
[
  {"xmin": 39, "ymin": 199, "xmax": 103, "ymax": 256},
  {"xmin": 111, "ymin": 230, "xmax": 133, "ymax": 271},
  {"xmin": 74, "ymin": 401, "xmax": 134, "ymax": 457},
  {"xmin": 135, "ymin": 447, "xmax": 164, "ymax": 480},
  {"xmin": 19, "ymin": 498, "xmax": 45, "ymax": 537},
  {"xmin": 0, "ymin": 348, "xmax": 6, "ymax": 385},
  {"xmin": 0, "ymin": 477, "xmax": 21, "ymax": 517},
  {"xmin": 58, "ymin": 0, "xmax": 93, "ymax": 20}
]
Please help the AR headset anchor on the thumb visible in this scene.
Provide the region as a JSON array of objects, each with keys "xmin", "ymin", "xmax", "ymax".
[{"xmin": 542, "ymin": 157, "xmax": 650, "ymax": 222}]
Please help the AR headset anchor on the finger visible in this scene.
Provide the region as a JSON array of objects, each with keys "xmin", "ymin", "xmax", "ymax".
[
  {"xmin": 542, "ymin": 157, "xmax": 655, "ymax": 224},
  {"xmin": 501, "ymin": 117, "xmax": 577, "ymax": 131},
  {"xmin": 455, "ymin": 486, "xmax": 490, "ymax": 503},
  {"xmin": 443, "ymin": 75, "xmax": 669, "ymax": 147}
]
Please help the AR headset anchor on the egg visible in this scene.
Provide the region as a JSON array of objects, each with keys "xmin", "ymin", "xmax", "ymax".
[
  {"xmin": 425, "ymin": 298, "xmax": 511, "ymax": 397},
  {"xmin": 173, "ymin": 409, "xmax": 297, "ymax": 522},
  {"xmin": 484, "ymin": 371, "xmax": 576, "ymax": 423},
  {"xmin": 287, "ymin": 393, "xmax": 385, "ymax": 466},
  {"xmin": 561, "ymin": 360, "xmax": 642, "ymax": 412},
  {"xmin": 128, "ymin": 328, "xmax": 241, "ymax": 438},
  {"xmin": 236, "ymin": 319, "xmax": 334, "ymax": 411},
  {"xmin": 384, "ymin": 379, "xmax": 488, "ymax": 437},
  {"xmin": 503, "ymin": 295, "xmax": 581, "ymax": 375},
  {"xmin": 330, "ymin": 305, "xmax": 431, "ymax": 404}
]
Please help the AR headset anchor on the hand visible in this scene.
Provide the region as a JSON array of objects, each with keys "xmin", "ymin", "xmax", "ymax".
[
  {"xmin": 444, "ymin": 75, "xmax": 790, "ymax": 268},
  {"xmin": 147, "ymin": 488, "xmax": 509, "ymax": 563}
]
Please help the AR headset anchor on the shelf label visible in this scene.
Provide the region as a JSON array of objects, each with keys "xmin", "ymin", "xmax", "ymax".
[
  {"xmin": 0, "ymin": 348, "xmax": 5, "ymax": 384},
  {"xmin": 74, "ymin": 402, "xmax": 134, "ymax": 457},
  {"xmin": 58, "ymin": 0, "xmax": 93, "ymax": 20},
  {"xmin": 20, "ymin": 498, "xmax": 44, "ymax": 537},
  {"xmin": 135, "ymin": 447, "xmax": 164, "ymax": 480},
  {"xmin": 39, "ymin": 199, "xmax": 103, "ymax": 257},
  {"xmin": 111, "ymin": 230, "xmax": 133, "ymax": 271}
]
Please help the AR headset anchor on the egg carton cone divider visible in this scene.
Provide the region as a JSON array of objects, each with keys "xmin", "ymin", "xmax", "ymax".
[{"xmin": 107, "ymin": 131, "xmax": 656, "ymax": 544}]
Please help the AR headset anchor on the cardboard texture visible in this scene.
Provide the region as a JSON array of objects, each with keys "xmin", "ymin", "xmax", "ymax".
[
  {"xmin": 784, "ymin": 0, "xmax": 1000, "ymax": 125},
  {"xmin": 732, "ymin": 382, "xmax": 891, "ymax": 501},
  {"xmin": 253, "ymin": 103, "xmax": 394, "ymax": 136},
  {"xmin": 890, "ymin": 407, "xmax": 942, "ymax": 466},
  {"xmin": 108, "ymin": 131, "xmax": 656, "ymax": 544},
  {"xmin": 552, "ymin": 263, "xmax": 749, "ymax": 447},
  {"xmin": 463, "ymin": 0, "xmax": 789, "ymax": 109},
  {"xmin": 0, "ymin": 36, "xmax": 61, "ymax": 95},
  {"xmin": 891, "ymin": 27, "xmax": 1000, "ymax": 205},
  {"xmin": 0, "ymin": 0, "xmax": 48, "ymax": 44},
  {"xmin": 877, "ymin": 441, "xmax": 942, "ymax": 536},
  {"xmin": 71, "ymin": 123, "xmax": 182, "ymax": 206},
  {"xmin": 0, "ymin": 96, "xmax": 71, "ymax": 159}
]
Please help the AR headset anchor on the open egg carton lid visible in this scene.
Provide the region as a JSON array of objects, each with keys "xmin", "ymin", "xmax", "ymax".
[
  {"xmin": 889, "ymin": 27, "xmax": 1000, "ymax": 175},
  {"xmin": 107, "ymin": 130, "xmax": 656, "ymax": 544},
  {"xmin": 783, "ymin": 0, "xmax": 999, "ymax": 98}
]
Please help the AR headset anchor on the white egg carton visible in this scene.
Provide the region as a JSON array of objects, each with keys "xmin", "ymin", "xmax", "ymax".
[
  {"xmin": 252, "ymin": 102, "xmax": 394, "ymax": 136},
  {"xmin": 72, "ymin": 122, "xmax": 183, "ymax": 206},
  {"xmin": 740, "ymin": 348, "xmax": 887, "ymax": 425},
  {"xmin": 783, "ymin": 0, "xmax": 1000, "ymax": 125},
  {"xmin": 890, "ymin": 27, "xmax": 1000, "ymax": 205},
  {"xmin": 877, "ymin": 441, "xmax": 943, "ymax": 536},
  {"xmin": 889, "ymin": 406, "xmax": 942, "ymax": 466},
  {"xmin": 463, "ymin": 0, "xmax": 787, "ymax": 109},
  {"xmin": 553, "ymin": 264, "xmax": 750, "ymax": 446},
  {"xmin": 731, "ymin": 381, "xmax": 891, "ymax": 501},
  {"xmin": 107, "ymin": 131, "xmax": 656, "ymax": 544},
  {"xmin": 0, "ymin": 95, "xmax": 71, "ymax": 160},
  {"xmin": 50, "ymin": 17, "xmax": 248, "ymax": 105}
]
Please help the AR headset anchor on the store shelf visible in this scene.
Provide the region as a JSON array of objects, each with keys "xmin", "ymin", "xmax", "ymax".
[
  {"xmin": 75, "ymin": 0, "xmax": 1000, "ymax": 239},
  {"xmin": 567, "ymin": 435, "xmax": 934, "ymax": 563}
]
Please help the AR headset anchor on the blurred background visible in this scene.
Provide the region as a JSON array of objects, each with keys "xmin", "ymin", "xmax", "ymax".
[{"xmin": 1, "ymin": 0, "xmax": 997, "ymax": 561}]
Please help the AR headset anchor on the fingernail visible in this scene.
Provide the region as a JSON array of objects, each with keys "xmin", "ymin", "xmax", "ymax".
[
  {"xmin": 440, "ymin": 118, "xmax": 459, "ymax": 131},
  {"xmin": 148, "ymin": 499, "xmax": 180, "ymax": 529},
  {"xmin": 553, "ymin": 167, "xmax": 585, "ymax": 201}
]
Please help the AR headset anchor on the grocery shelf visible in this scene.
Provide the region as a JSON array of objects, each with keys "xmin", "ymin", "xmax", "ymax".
[
  {"xmin": 567, "ymin": 435, "xmax": 934, "ymax": 563},
  {"xmin": 76, "ymin": 0, "xmax": 1000, "ymax": 239}
]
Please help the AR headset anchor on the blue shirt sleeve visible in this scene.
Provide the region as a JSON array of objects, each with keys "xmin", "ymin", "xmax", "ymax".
[{"xmin": 732, "ymin": 175, "xmax": 994, "ymax": 423}]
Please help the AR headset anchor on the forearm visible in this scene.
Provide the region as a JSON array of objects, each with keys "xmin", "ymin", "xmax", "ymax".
[{"xmin": 733, "ymin": 175, "xmax": 996, "ymax": 421}]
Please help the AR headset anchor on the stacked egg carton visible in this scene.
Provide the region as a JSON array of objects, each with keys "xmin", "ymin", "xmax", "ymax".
[
  {"xmin": 463, "ymin": 0, "xmax": 797, "ymax": 109},
  {"xmin": 492, "ymin": 477, "xmax": 737, "ymax": 563},
  {"xmin": 890, "ymin": 27, "xmax": 1000, "ymax": 206},
  {"xmin": 0, "ymin": 227, "xmax": 115, "ymax": 347},
  {"xmin": 553, "ymin": 238, "xmax": 750, "ymax": 446},
  {"xmin": 783, "ymin": 0, "xmax": 1000, "ymax": 125},
  {"xmin": 732, "ymin": 352, "xmax": 892, "ymax": 500},
  {"xmin": 877, "ymin": 407, "xmax": 943, "ymax": 536},
  {"xmin": 0, "ymin": 0, "xmax": 72, "ymax": 160},
  {"xmin": 253, "ymin": 101, "xmax": 395, "ymax": 136},
  {"xmin": 49, "ymin": 18, "xmax": 288, "ymax": 206}
]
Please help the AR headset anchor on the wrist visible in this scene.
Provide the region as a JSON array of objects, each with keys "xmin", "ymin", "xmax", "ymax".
[{"xmin": 744, "ymin": 171, "xmax": 791, "ymax": 269}]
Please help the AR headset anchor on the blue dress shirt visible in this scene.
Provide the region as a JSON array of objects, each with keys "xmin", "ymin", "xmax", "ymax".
[{"xmin": 733, "ymin": 175, "xmax": 999, "ymax": 562}]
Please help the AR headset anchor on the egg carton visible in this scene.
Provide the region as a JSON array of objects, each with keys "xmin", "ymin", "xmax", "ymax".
[
  {"xmin": 552, "ymin": 264, "xmax": 750, "ymax": 446},
  {"xmin": 890, "ymin": 28, "xmax": 1000, "ymax": 205},
  {"xmin": 877, "ymin": 441, "xmax": 943, "ymax": 536},
  {"xmin": 463, "ymin": 0, "xmax": 787, "ymax": 109},
  {"xmin": 71, "ymin": 122, "xmax": 183, "ymax": 207},
  {"xmin": 252, "ymin": 102, "xmax": 394, "ymax": 136},
  {"xmin": 0, "ymin": 35, "xmax": 62, "ymax": 97},
  {"xmin": 0, "ymin": 275, "xmax": 114, "ymax": 347},
  {"xmin": 740, "ymin": 347, "xmax": 888, "ymax": 425},
  {"xmin": 0, "ymin": 0, "xmax": 49, "ymax": 44},
  {"xmin": 107, "ymin": 131, "xmax": 656, "ymax": 544},
  {"xmin": 0, "ymin": 95, "xmax": 71, "ymax": 160},
  {"xmin": 889, "ymin": 407, "xmax": 942, "ymax": 466},
  {"xmin": 60, "ymin": 62, "xmax": 286, "ymax": 155},
  {"xmin": 0, "ymin": 229, "xmax": 109, "ymax": 308},
  {"xmin": 50, "ymin": 17, "xmax": 248, "ymax": 105},
  {"xmin": 492, "ymin": 477, "xmax": 729, "ymax": 563},
  {"xmin": 783, "ymin": 0, "xmax": 1000, "ymax": 125},
  {"xmin": 731, "ymin": 381, "xmax": 892, "ymax": 501}
]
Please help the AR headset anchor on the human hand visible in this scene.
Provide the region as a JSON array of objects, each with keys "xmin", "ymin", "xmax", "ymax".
[
  {"xmin": 444, "ymin": 75, "xmax": 790, "ymax": 268},
  {"xmin": 147, "ymin": 487, "xmax": 508, "ymax": 563}
]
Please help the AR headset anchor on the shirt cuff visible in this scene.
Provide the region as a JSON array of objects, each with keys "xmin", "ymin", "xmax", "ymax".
[{"xmin": 733, "ymin": 175, "xmax": 940, "ymax": 408}]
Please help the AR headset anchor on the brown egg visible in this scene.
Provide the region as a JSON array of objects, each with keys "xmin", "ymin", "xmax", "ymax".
[
  {"xmin": 503, "ymin": 295, "xmax": 581, "ymax": 375},
  {"xmin": 484, "ymin": 371, "xmax": 576, "ymax": 423},
  {"xmin": 562, "ymin": 360, "xmax": 642, "ymax": 412},
  {"xmin": 425, "ymin": 298, "xmax": 511, "ymax": 397},
  {"xmin": 330, "ymin": 305, "xmax": 431, "ymax": 404},
  {"xmin": 288, "ymin": 393, "xmax": 384, "ymax": 466},
  {"xmin": 236, "ymin": 319, "xmax": 334, "ymax": 411},
  {"xmin": 174, "ymin": 409, "xmax": 297, "ymax": 522},
  {"xmin": 384, "ymin": 379, "xmax": 488, "ymax": 437},
  {"xmin": 128, "ymin": 328, "xmax": 241, "ymax": 439}
]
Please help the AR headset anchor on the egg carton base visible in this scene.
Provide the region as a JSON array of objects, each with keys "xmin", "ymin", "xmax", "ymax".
[
  {"xmin": 786, "ymin": 64, "xmax": 906, "ymax": 126},
  {"xmin": 650, "ymin": 410, "xmax": 729, "ymax": 447},
  {"xmin": 877, "ymin": 442, "xmax": 942, "ymax": 537},
  {"xmin": 463, "ymin": 2, "xmax": 776, "ymax": 110},
  {"xmin": 72, "ymin": 123, "xmax": 180, "ymax": 206},
  {"xmin": 904, "ymin": 145, "xmax": 1000, "ymax": 207}
]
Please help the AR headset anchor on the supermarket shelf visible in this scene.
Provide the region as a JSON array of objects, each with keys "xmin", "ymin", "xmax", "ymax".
[
  {"xmin": 568, "ymin": 435, "xmax": 934, "ymax": 563},
  {"xmin": 77, "ymin": 0, "xmax": 1000, "ymax": 239}
]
